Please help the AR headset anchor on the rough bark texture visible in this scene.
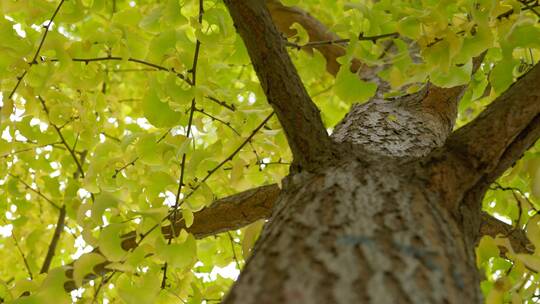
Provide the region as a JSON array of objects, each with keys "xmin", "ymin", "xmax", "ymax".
[
  {"xmin": 224, "ymin": 159, "xmax": 479, "ymax": 303},
  {"xmin": 220, "ymin": 0, "xmax": 540, "ymax": 303},
  {"xmin": 333, "ymin": 85, "xmax": 463, "ymax": 158},
  {"xmin": 224, "ymin": 0, "xmax": 335, "ymax": 171}
]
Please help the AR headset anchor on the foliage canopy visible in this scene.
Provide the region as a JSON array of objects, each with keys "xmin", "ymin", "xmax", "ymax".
[{"xmin": 0, "ymin": 0, "xmax": 539, "ymax": 303}]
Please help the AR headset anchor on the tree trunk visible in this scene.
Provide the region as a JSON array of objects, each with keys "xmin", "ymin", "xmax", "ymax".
[
  {"xmin": 224, "ymin": 157, "xmax": 480, "ymax": 303},
  {"xmin": 220, "ymin": 2, "xmax": 540, "ymax": 303}
]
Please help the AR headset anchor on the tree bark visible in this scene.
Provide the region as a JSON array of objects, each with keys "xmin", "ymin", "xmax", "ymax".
[
  {"xmin": 224, "ymin": 0, "xmax": 335, "ymax": 171},
  {"xmin": 224, "ymin": 159, "xmax": 480, "ymax": 303},
  {"xmin": 220, "ymin": 0, "xmax": 540, "ymax": 302}
]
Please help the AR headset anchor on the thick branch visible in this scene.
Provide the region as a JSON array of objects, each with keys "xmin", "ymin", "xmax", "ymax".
[
  {"xmin": 121, "ymin": 184, "xmax": 280, "ymax": 249},
  {"xmin": 480, "ymin": 212, "xmax": 532, "ymax": 254},
  {"xmin": 224, "ymin": 0, "xmax": 334, "ymax": 171},
  {"xmin": 448, "ymin": 64, "xmax": 540, "ymax": 172},
  {"xmin": 432, "ymin": 64, "xmax": 540, "ymax": 208},
  {"xmin": 63, "ymin": 184, "xmax": 281, "ymax": 291}
]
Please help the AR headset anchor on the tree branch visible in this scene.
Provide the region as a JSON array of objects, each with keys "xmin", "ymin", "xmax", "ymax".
[
  {"xmin": 9, "ymin": 228, "xmax": 33, "ymax": 280},
  {"xmin": 449, "ymin": 63, "xmax": 540, "ymax": 170},
  {"xmin": 7, "ymin": 173, "xmax": 62, "ymax": 210},
  {"xmin": 163, "ymin": 0, "xmax": 204, "ymax": 288},
  {"xmin": 432, "ymin": 64, "xmax": 540, "ymax": 210},
  {"xmin": 38, "ymin": 96, "xmax": 86, "ymax": 178},
  {"xmin": 224, "ymin": 0, "xmax": 334, "ymax": 171},
  {"xmin": 40, "ymin": 205, "xmax": 66, "ymax": 274},
  {"xmin": 7, "ymin": 0, "xmax": 65, "ymax": 101},
  {"xmin": 480, "ymin": 212, "xmax": 532, "ymax": 254},
  {"xmin": 266, "ymin": 0, "xmax": 364, "ymax": 76},
  {"xmin": 62, "ymin": 184, "xmax": 281, "ymax": 291},
  {"xmin": 266, "ymin": 0, "xmax": 394, "ymax": 92}
]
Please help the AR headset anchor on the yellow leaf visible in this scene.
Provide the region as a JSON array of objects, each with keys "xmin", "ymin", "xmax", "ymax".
[
  {"xmin": 527, "ymin": 216, "xmax": 540, "ymax": 252},
  {"xmin": 73, "ymin": 253, "xmax": 106, "ymax": 287},
  {"xmin": 242, "ymin": 219, "xmax": 265, "ymax": 259},
  {"xmin": 516, "ymin": 254, "xmax": 540, "ymax": 272},
  {"xmin": 182, "ymin": 208, "xmax": 194, "ymax": 228}
]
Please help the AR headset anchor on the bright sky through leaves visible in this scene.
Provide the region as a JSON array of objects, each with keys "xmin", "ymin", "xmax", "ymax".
[{"xmin": 0, "ymin": 0, "xmax": 539, "ymax": 303}]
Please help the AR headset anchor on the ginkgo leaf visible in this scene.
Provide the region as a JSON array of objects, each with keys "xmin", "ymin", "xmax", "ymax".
[
  {"xmin": 142, "ymin": 88, "xmax": 182, "ymax": 128},
  {"xmin": 117, "ymin": 270, "xmax": 161, "ymax": 304},
  {"xmin": 91, "ymin": 193, "xmax": 118, "ymax": 224},
  {"xmin": 490, "ymin": 57, "xmax": 518, "ymax": 94},
  {"xmin": 242, "ymin": 219, "xmax": 265, "ymax": 259},
  {"xmin": 155, "ymin": 234, "xmax": 197, "ymax": 269},
  {"xmin": 98, "ymin": 223, "xmax": 127, "ymax": 262},
  {"xmin": 516, "ymin": 254, "xmax": 540, "ymax": 272},
  {"xmin": 334, "ymin": 64, "xmax": 377, "ymax": 103},
  {"xmin": 526, "ymin": 216, "xmax": 540, "ymax": 250},
  {"xmin": 476, "ymin": 236, "xmax": 499, "ymax": 269},
  {"xmin": 182, "ymin": 208, "xmax": 194, "ymax": 228},
  {"xmin": 73, "ymin": 253, "xmax": 106, "ymax": 287},
  {"xmin": 531, "ymin": 166, "xmax": 540, "ymax": 199}
]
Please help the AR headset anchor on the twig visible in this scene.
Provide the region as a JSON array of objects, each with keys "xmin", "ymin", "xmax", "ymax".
[
  {"xmin": 490, "ymin": 182, "xmax": 538, "ymax": 212},
  {"xmin": 5, "ymin": 222, "xmax": 34, "ymax": 280},
  {"xmin": 182, "ymin": 112, "xmax": 275, "ymax": 202},
  {"xmin": 92, "ymin": 271, "xmax": 117, "ymax": 304},
  {"xmin": 196, "ymin": 106, "xmax": 261, "ymax": 166},
  {"xmin": 141, "ymin": 112, "xmax": 274, "ymax": 275},
  {"xmin": 287, "ymin": 32, "xmax": 399, "ymax": 49},
  {"xmin": 162, "ymin": 0, "xmax": 204, "ymax": 289},
  {"xmin": 0, "ymin": 141, "xmax": 61, "ymax": 158},
  {"xmin": 112, "ymin": 157, "xmax": 139, "ymax": 179},
  {"xmin": 101, "ymin": 132, "xmax": 121, "ymax": 142},
  {"xmin": 7, "ymin": 0, "xmax": 65, "ymax": 100},
  {"xmin": 223, "ymin": 158, "xmax": 291, "ymax": 171},
  {"xmin": 227, "ymin": 232, "xmax": 242, "ymax": 270},
  {"xmin": 195, "ymin": 107, "xmax": 240, "ymax": 135},
  {"xmin": 44, "ymin": 56, "xmax": 191, "ymax": 85},
  {"xmin": 157, "ymin": 128, "xmax": 172, "ymax": 143},
  {"xmin": 111, "ymin": 68, "xmax": 157, "ymax": 73},
  {"xmin": 490, "ymin": 182, "xmax": 538, "ymax": 236},
  {"xmin": 519, "ymin": 0, "xmax": 540, "ymax": 17},
  {"xmin": 38, "ymin": 96, "xmax": 86, "ymax": 178},
  {"xmin": 7, "ymin": 173, "xmax": 61, "ymax": 210},
  {"xmin": 205, "ymin": 96, "xmax": 236, "ymax": 112},
  {"xmin": 497, "ymin": 1, "xmax": 540, "ymax": 19},
  {"xmin": 40, "ymin": 205, "xmax": 66, "ymax": 273}
]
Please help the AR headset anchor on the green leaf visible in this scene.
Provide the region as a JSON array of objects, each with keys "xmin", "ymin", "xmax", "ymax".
[
  {"xmin": 476, "ymin": 236, "xmax": 499, "ymax": 269},
  {"xmin": 162, "ymin": 0, "xmax": 188, "ymax": 27},
  {"xmin": 490, "ymin": 57, "xmax": 518, "ymax": 94},
  {"xmin": 334, "ymin": 64, "xmax": 377, "ymax": 103},
  {"xmin": 117, "ymin": 270, "xmax": 161, "ymax": 304},
  {"xmin": 156, "ymin": 234, "xmax": 197, "ymax": 269},
  {"xmin": 98, "ymin": 223, "xmax": 127, "ymax": 262},
  {"xmin": 73, "ymin": 253, "xmax": 106, "ymax": 287},
  {"xmin": 516, "ymin": 254, "xmax": 540, "ymax": 272},
  {"xmin": 242, "ymin": 219, "xmax": 264, "ymax": 259},
  {"xmin": 531, "ymin": 166, "xmax": 540, "ymax": 199},
  {"xmin": 527, "ymin": 216, "xmax": 540, "ymax": 250},
  {"xmin": 506, "ymin": 23, "xmax": 540, "ymax": 49},
  {"xmin": 142, "ymin": 88, "xmax": 182, "ymax": 128},
  {"xmin": 397, "ymin": 16, "xmax": 422, "ymax": 39},
  {"xmin": 92, "ymin": 193, "xmax": 118, "ymax": 224},
  {"xmin": 182, "ymin": 208, "xmax": 194, "ymax": 228}
]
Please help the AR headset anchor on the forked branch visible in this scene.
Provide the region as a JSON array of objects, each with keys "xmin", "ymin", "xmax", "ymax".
[{"xmin": 224, "ymin": 0, "xmax": 334, "ymax": 171}]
